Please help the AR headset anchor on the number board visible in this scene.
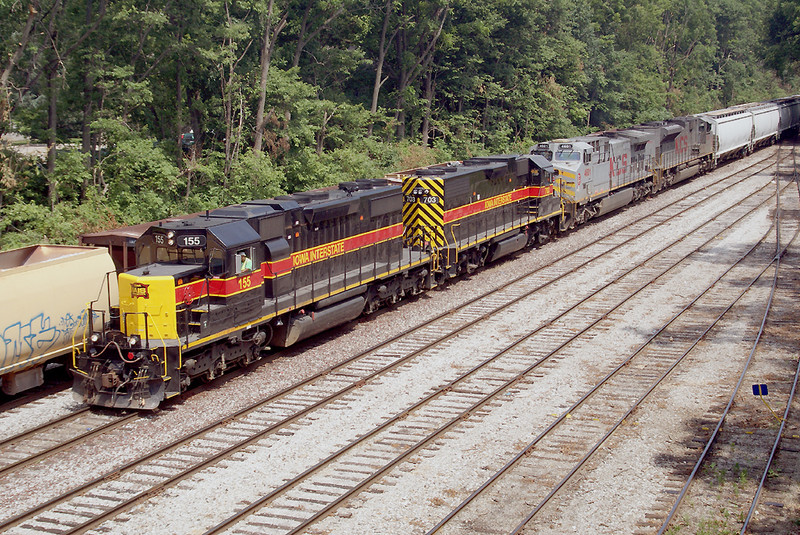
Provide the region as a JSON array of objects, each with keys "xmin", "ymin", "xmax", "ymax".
[
  {"xmin": 403, "ymin": 186, "xmax": 440, "ymax": 205},
  {"xmin": 177, "ymin": 235, "xmax": 206, "ymax": 248}
]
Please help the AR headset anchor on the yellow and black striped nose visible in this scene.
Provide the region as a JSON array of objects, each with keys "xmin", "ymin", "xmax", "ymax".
[{"xmin": 401, "ymin": 176, "xmax": 445, "ymax": 248}]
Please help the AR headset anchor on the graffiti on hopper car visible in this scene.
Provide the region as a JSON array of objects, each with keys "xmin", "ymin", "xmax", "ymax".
[{"xmin": 0, "ymin": 312, "xmax": 85, "ymax": 368}]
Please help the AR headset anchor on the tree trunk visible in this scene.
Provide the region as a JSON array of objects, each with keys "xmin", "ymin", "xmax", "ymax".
[
  {"xmin": 421, "ymin": 69, "xmax": 434, "ymax": 146},
  {"xmin": 254, "ymin": 0, "xmax": 287, "ymax": 153},
  {"xmin": 292, "ymin": 4, "xmax": 312, "ymax": 69},
  {"xmin": 81, "ymin": 72, "xmax": 93, "ymax": 199},
  {"xmin": 393, "ymin": 4, "xmax": 448, "ymax": 140},
  {"xmin": 292, "ymin": 4, "xmax": 344, "ymax": 69},
  {"xmin": 175, "ymin": 63, "xmax": 183, "ymax": 165},
  {"xmin": 80, "ymin": 0, "xmax": 94, "ymax": 200},
  {"xmin": 0, "ymin": 1, "xmax": 39, "ymax": 138},
  {"xmin": 47, "ymin": 62, "xmax": 58, "ymax": 210},
  {"xmin": 368, "ymin": 0, "xmax": 395, "ymax": 137},
  {"xmin": 395, "ymin": 20, "xmax": 407, "ymax": 139}
]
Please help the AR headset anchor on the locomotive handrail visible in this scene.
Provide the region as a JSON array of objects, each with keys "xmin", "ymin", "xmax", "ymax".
[
  {"xmin": 70, "ymin": 305, "xmax": 93, "ymax": 371},
  {"xmin": 105, "ymin": 270, "xmax": 115, "ymax": 318},
  {"xmin": 450, "ymin": 223, "xmax": 461, "ymax": 253},
  {"xmin": 123, "ymin": 311, "xmax": 150, "ymax": 348},
  {"xmin": 122, "ymin": 310, "xmax": 169, "ymax": 377},
  {"xmin": 144, "ymin": 318, "xmax": 170, "ymax": 379},
  {"xmin": 205, "ymin": 276, "xmax": 211, "ymax": 314}
]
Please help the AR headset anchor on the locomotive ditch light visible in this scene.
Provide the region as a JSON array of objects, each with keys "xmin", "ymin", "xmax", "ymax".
[
  {"xmin": 129, "ymin": 335, "xmax": 141, "ymax": 348},
  {"xmin": 90, "ymin": 333, "xmax": 101, "ymax": 344}
]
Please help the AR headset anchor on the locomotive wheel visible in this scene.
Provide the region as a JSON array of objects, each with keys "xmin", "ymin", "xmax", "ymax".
[{"xmin": 243, "ymin": 345, "xmax": 262, "ymax": 366}]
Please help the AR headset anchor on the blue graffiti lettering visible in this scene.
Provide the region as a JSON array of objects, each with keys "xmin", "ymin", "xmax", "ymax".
[{"xmin": 1, "ymin": 311, "xmax": 89, "ymax": 370}]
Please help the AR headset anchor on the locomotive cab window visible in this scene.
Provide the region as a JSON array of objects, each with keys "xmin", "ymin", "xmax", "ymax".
[
  {"xmin": 208, "ymin": 248, "xmax": 225, "ymax": 276},
  {"xmin": 136, "ymin": 238, "xmax": 173, "ymax": 264},
  {"xmin": 177, "ymin": 247, "xmax": 204, "ymax": 264},
  {"xmin": 236, "ymin": 248, "xmax": 254, "ymax": 273}
]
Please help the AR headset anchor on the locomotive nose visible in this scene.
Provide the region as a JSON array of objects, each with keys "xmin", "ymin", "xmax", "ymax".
[{"xmin": 119, "ymin": 272, "xmax": 179, "ymax": 342}]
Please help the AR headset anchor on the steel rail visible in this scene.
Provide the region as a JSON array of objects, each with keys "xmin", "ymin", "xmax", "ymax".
[
  {"xmin": 0, "ymin": 410, "xmax": 139, "ymax": 478},
  {"xmin": 0, "ymin": 407, "xmax": 90, "ymax": 450},
  {"xmin": 518, "ymin": 230, "xmax": 799, "ymax": 535},
  {"xmin": 739, "ymin": 128, "xmax": 800, "ymax": 535},
  {"xmin": 740, "ymin": 332, "xmax": 800, "ymax": 534},
  {"xmin": 657, "ymin": 237, "xmax": 798, "ymax": 535},
  {"xmin": 426, "ymin": 150, "xmax": 799, "ymax": 535}
]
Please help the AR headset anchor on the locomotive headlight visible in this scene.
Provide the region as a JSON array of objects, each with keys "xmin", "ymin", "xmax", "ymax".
[
  {"xmin": 167, "ymin": 231, "xmax": 175, "ymax": 239},
  {"xmin": 168, "ymin": 239, "xmax": 175, "ymax": 246},
  {"xmin": 128, "ymin": 335, "xmax": 141, "ymax": 348}
]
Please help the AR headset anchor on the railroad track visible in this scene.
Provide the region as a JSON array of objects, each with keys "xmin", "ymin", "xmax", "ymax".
[
  {"xmin": 0, "ymin": 146, "xmax": 790, "ymax": 534},
  {"xmin": 652, "ymin": 273, "xmax": 800, "ymax": 535},
  {"xmin": 651, "ymin": 147, "xmax": 800, "ymax": 535},
  {"xmin": 738, "ymin": 167, "xmax": 800, "ymax": 535},
  {"xmin": 0, "ymin": 407, "xmax": 138, "ymax": 478},
  {"xmin": 202, "ymin": 173, "xmax": 794, "ymax": 535},
  {"xmin": 0, "ymin": 374, "xmax": 72, "ymax": 413},
  {"xmin": 366, "ymin": 150, "xmax": 799, "ymax": 535}
]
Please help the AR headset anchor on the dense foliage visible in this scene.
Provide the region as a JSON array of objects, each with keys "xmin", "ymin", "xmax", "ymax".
[{"xmin": 0, "ymin": 0, "xmax": 796, "ymax": 249}]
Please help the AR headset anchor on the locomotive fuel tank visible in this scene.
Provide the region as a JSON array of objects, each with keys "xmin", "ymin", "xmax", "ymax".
[
  {"xmin": 0, "ymin": 245, "xmax": 117, "ymax": 395},
  {"xmin": 270, "ymin": 296, "xmax": 366, "ymax": 347}
]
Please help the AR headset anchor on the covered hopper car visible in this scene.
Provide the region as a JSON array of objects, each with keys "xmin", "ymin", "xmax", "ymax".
[{"xmin": 0, "ymin": 246, "xmax": 117, "ymax": 395}]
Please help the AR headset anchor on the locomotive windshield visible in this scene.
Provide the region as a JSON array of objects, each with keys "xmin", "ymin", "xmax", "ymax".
[
  {"xmin": 136, "ymin": 236, "xmax": 206, "ymax": 266},
  {"xmin": 555, "ymin": 150, "xmax": 582, "ymax": 162}
]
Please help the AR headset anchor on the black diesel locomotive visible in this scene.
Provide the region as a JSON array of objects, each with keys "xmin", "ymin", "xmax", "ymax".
[
  {"xmin": 73, "ymin": 155, "xmax": 557, "ymax": 408},
  {"xmin": 73, "ymin": 96, "xmax": 800, "ymax": 409}
]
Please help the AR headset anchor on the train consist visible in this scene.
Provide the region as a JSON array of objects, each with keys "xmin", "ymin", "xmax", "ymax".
[{"xmin": 69, "ymin": 96, "xmax": 800, "ymax": 409}]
